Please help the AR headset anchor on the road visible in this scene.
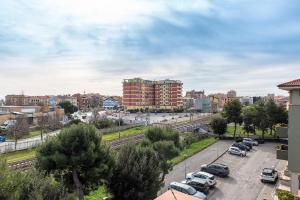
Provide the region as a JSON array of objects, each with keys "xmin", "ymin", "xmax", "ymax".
[{"xmin": 161, "ymin": 141, "xmax": 284, "ymax": 200}]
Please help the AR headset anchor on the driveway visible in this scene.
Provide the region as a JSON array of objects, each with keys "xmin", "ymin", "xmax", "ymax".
[{"xmin": 161, "ymin": 141, "xmax": 285, "ymax": 200}]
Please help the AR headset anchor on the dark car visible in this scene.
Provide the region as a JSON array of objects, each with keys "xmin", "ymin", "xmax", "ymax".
[
  {"xmin": 232, "ymin": 143, "xmax": 250, "ymax": 151},
  {"xmin": 182, "ymin": 177, "xmax": 210, "ymax": 194},
  {"xmin": 201, "ymin": 163, "xmax": 229, "ymax": 177},
  {"xmin": 242, "ymin": 141, "xmax": 253, "ymax": 149}
]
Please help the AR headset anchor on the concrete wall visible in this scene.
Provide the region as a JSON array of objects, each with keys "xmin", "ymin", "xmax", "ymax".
[{"xmin": 288, "ymin": 105, "xmax": 300, "ymax": 173}]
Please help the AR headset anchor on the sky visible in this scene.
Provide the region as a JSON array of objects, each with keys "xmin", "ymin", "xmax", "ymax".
[{"xmin": 1, "ymin": 0, "xmax": 300, "ymax": 99}]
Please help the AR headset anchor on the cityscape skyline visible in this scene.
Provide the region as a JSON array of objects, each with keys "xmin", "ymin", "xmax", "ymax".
[{"xmin": 1, "ymin": 0, "xmax": 299, "ymax": 98}]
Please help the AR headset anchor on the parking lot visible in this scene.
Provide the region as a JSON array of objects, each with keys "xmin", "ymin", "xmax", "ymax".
[{"xmin": 162, "ymin": 141, "xmax": 286, "ymax": 200}]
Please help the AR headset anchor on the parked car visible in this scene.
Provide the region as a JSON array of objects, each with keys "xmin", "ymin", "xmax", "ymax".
[
  {"xmin": 201, "ymin": 163, "xmax": 230, "ymax": 177},
  {"xmin": 242, "ymin": 141, "xmax": 253, "ymax": 149},
  {"xmin": 243, "ymin": 138, "xmax": 258, "ymax": 146},
  {"xmin": 0, "ymin": 136, "xmax": 6, "ymax": 142},
  {"xmin": 228, "ymin": 146, "xmax": 246, "ymax": 157},
  {"xmin": 168, "ymin": 182, "xmax": 207, "ymax": 200},
  {"xmin": 186, "ymin": 171, "xmax": 217, "ymax": 188},
  {"xmin": 181, "ymin": 177, "xmax": 210, "ymax": 194},
  {"xmin": 232, "ymin": 142, "xmax": 250, "ymax": 151},
  {"xmin": 255, "ymin": 138, "xmax": 265, "ymax": 144},
  {"xmin": 0, "ymin": 120, "xmax": 16, "ymax": 130},
  {"xmin": 261, "ymin": 168, "xmax": 278, "ymax": 183}
]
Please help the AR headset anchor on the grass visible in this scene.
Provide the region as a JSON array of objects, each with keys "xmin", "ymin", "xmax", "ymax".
[
  {"xmin": 85, "ymin": 186, "xmax": 110, "ymax": 200},
  {"xmin": 170, "ymin": 137, "xmax": 217, "ymax": 165},
  {"xmin": 2, "ymin": 148, "xmax": 36, "ymax": 163},
  {"xmin": 226, "ymin": 125, "xmax": 271, "ymax": 137},
  {"xmin": 7, "ymin": 130, "xmax": 43, "ymax": 140},
  {"xmin": 276, "ymin": 189, "xmax": 300, "ymax": 200},
  {"xmin": 102, "ymin": 126, "xmax": 148, "ymax": 141},
  {"xmin": 2, "ymin": 126, "xmax": 149, "ymax": 163}
]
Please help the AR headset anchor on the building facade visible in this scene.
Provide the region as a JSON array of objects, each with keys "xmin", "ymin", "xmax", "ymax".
[
  {"xmin": 122, "ymin": 78, "xmax": 183, "ymax": 110},
  {"xmin": 277, "ymin": 78, "xmax": 300, "ymax": 196},
  {"xmin": 227, "ymin": 90, "xmax": 237, "ymax": 97},
  {"xmin": 185, "ymin": 90, "xmax": 205, "ymax": 99},
  {"xmin": 103, "ymin": 98, "xmax": 119, "ymax": 109}
]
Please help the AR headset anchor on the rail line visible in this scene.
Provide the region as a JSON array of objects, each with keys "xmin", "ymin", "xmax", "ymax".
[{"xmin": 8, "ymin": 133, "xmax": 145, "ymax": 171}]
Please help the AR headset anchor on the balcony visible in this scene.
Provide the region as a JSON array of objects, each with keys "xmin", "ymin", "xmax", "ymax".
[
  {"xmin": 276, "ymin": 127, "xmax": 288, "ymax": 138},
  {"xmin": 277, "ymin": 144, "xmax": 288, "ymax": 161}
]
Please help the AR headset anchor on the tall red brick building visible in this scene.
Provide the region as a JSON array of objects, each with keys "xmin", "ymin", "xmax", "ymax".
[{"xmin": 122, "ymin": 78, "xmax": 183, "ymax": 110}]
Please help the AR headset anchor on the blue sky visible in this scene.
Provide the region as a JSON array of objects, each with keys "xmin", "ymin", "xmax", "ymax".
[{"xmin": 1, "ymin": 0, "xmax": 300, "ymax": 98}]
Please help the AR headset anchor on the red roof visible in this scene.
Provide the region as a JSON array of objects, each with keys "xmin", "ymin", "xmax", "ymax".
[
  {"xmin": 155, "ymin": 190, "xmax": 201, "ymax": 200},
  {"xmin": 278, "ymin": 79, "xmax": 300, "ymax": 88}
]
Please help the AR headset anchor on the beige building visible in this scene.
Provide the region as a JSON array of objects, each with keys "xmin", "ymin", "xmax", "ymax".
[
  {"xmin": 0, "ymin": 105, "xmax": 64, "ymax": 126},
  {"xmin": 277, "ymin": 78, "xmax": 300, "ymax": 196}
]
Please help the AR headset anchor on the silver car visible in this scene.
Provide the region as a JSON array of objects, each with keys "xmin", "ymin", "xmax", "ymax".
[
  {"xmin": 243, "ymin": 138, "xmax": 258, "ymax": 146},
  {"xmin": 186, "ymin": 171, "xmax": 217, "ymax": 187},
  {"xmin": 228, "ymin": 146, "xmax": 246, "ymax": 156},
  {"xmin": 168, "ymin": 182, "xmax": 207, "ymax": 200}
]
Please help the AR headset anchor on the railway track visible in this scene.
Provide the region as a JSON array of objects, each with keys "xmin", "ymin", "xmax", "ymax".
[{"xmin": 8, "ymin": 133, "xmax": 145, "ymax": 171}]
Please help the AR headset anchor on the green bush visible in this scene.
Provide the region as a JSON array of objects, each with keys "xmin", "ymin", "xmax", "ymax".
[
  {"xmin": 145, "ymin": 127, "xmax": 180, "ymax": 147},
  {"xmin": 276, "ymin": 189, "xmax": 300, "ymax": 200}
]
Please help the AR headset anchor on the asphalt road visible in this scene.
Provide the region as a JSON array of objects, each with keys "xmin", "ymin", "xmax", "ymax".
[{"xmin": 161, "ymin": 141, "xmax": 284, "ymax": 200}]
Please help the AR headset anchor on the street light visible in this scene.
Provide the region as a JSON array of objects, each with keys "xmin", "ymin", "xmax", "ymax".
[{"xmin": 184, "ymin": 154, "xmax": 187, "ymax": 179}]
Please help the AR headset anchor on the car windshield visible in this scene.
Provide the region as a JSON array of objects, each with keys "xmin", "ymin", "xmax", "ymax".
[
  {"xmin": 262, "ymin": 172, "xmax": 273, "ymax": 176},
  {"xmin": 186, "ymin": 187, "xmax": 197, "ymax": 195}
]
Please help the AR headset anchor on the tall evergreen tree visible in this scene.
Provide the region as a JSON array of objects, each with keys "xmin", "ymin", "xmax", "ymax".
[
  {"xmin": 36, "ymin": 124, "xmax": 115, "ymax": 200},
  {"xmin": 108, "ymin": 143, "xmax": 161, "ymax": 200}
]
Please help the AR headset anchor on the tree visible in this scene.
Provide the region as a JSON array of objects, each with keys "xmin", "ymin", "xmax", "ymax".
[
  {"xmin": 254, "ymin": 101, "xmax": 269, "ymax": 141},
  {"xmin": 265, "ymin": 100, "xmax": 278, "ymax": 135},
  {"xmin": 36, "ymin": 124, "xmax": 115, "ymax": 200},
  {"xmin": 108, "ymin": 143, "xmax": 161, "ymax": 200},
  {"xmin": 211, "ymin": 116, "xmax": 227, "ymax": 136},
  {"xmin": 242, "ymin": 106, "xmax": 256, "ymax": 136},
  {"xmin": 152, "ymin": 140, "xmax": 179, "ymax": 182},
  {"xmin": 0, "ymin": 159, "xmax": 71, "ymax": 200},
  {"xmin": 37, "ymin": 113, "xmax": 49, "ymax": 141},
  {"xmin": 10, "ymin": 114, "xmax": 29, "ymax": 150},
  {"xmin": 223, "ymin": 100, "xmax": 242, "ymax": 138},
  {"xmin": 58, "ymin": 101, "xmax": 78, "ymax": 116}
]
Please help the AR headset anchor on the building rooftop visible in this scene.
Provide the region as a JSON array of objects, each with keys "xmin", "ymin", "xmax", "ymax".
[
  {"xmin": 155, "ymin": 190, "xmax": 201, "ymax": 200},
  {"xmin": 278, "ymin": 78, "xmax": 300, "ymax": 90}
]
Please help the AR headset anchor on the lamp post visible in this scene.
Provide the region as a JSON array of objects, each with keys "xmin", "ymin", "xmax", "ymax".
[
  {"xmin": 118, "ymin": 108, "xmax": 121, "ymax": 139},
  {"xmin": 184, "ymin": 154, "xmax": 187, "ymax": 179}
]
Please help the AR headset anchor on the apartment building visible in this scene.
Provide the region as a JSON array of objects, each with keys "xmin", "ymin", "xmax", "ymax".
[
  {"xmin": 227, "ymin": 90, "xmax": 237, "ymax": 97},
  {"xmin": 277, "ymin": 78, "xmax": 300, "ymax": 196},
  {"xmin": 55, "ymin": 95, "xmax": 78, "ymax": 107},
  {"xmin": 185, "ymin": 90, "xmax": 205, "ymax": 99},
  {"xmin": 122, "ymin": 78, "xmax": 183, "ymax": 110}
]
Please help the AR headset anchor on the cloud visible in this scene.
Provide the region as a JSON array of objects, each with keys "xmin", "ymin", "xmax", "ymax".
[{"xmin": 0, "ymin": 0, "xmax": 299, "ymax": 98}]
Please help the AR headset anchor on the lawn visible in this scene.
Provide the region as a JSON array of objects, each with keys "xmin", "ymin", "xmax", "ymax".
[
  {"xmin": 226, "ymin": 125, "xmax": 271, "ymax": 137},
  {"xmin": 102, "ymin": 126, "xmax": 148, "ymax": 141},
  {"xmin": 85, "ymin": 186, "xmax": 110, "ymax": 200},
  {"xmin": 170, "ymin": 137, "xmax": 217, "ymax": 165},
  {"xmin": 2, "ymin": 148, "xmax": 36, "ymax": 163},
  {"xmin": 7, "ymin": 130, "xmax": 43, "ymax": 140}
]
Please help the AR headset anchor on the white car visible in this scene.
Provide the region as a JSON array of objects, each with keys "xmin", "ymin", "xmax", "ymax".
[
  {"xmin": 228, "ymin": 146, "xmax": 246, "ymax": 157},
  {"xmin": 168, "ymin": 182, "xmax": 207, "ymax": 200},
  {"xmin": 243, "ymin": 138, "xmax": 258, "ymax": 146},
  {"xmin": 261, "ymin": 168, "xmax": 278, "ymax": 183},
  {"xmin": 186, "ymin": 171, "xmax": 217, "ymax": 187}
]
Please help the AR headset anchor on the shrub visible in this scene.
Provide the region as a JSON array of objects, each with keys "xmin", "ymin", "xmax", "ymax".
[
  {"xmin": 276, "ymin": 189, "xmax": 300, "ymax": 200},
  {"xmin": 145, "ymin": 127, "xmax": 180, "ymax": 147}
]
